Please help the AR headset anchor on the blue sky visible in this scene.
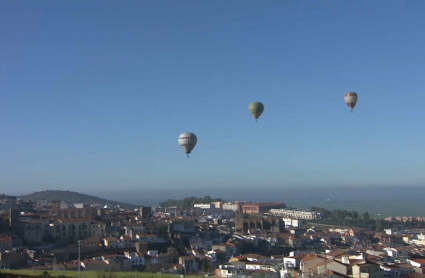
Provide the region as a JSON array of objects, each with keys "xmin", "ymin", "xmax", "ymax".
[{"xmin": 1, "ymin": 1, "xmax": 425, "ymax": 197}]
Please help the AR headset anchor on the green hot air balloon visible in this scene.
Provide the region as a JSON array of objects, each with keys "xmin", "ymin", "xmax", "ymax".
[{"xmin": 248, "ymin": 102, "xmax": 264, "ymax": 122}]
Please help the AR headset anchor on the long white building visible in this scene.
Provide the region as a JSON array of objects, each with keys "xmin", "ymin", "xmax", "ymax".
[
  {"xmin": 270, "ymin": 209, "xmax": 320, "ymax": 220},
  {"xmin": 194, "ymin": 203, "xmax": 215, "ymax": 209}
]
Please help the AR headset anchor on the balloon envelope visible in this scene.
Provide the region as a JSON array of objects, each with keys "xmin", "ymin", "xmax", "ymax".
[
  {"xmin": 248, "ymin": 102, "xmax": 264, "ymax": 120},
  {"xmin": 344, "ymin": 92, "xmax": 358, "ymax": 111},
  {"xmin": 178, "ymin": 132, "xmax": 197, "ymax": 156}
]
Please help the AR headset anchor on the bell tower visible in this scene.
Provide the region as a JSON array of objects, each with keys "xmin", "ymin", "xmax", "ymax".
[{"xmin": 235, "ymin": 202, "xmax": 244, "ymax": 233}]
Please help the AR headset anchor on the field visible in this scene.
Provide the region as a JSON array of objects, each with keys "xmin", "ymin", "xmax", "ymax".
[{"xmin": 0, "ymin": 270, "xmax": 199, "ymax": 278}]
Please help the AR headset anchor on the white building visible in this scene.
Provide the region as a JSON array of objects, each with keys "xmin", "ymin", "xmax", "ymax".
[
  {"xmin": 216, "ymin": 266, "xmax": 246, "ymax": 278},
  {"xmin": 59, "ymin": 201, "xmax": 69, "ymax": 209},
  {"xmin": 417, "ymin": 233, "xmax": 425, "ymax": 241},
  {"xmin": 124, "ymin": 251, "xmax": 145, "ymax": 266},
  {"xmin": 194, "ymin": 203, "xmax": 215, "ymax": 209},
  {"xmin": 211, "ymin": 202, "xmax": 223, "ymax": 209},
  {"xmin": 120, "ymin": 236, "xmax": 134, "ymax": 248},
  {"xmin": 104, "ymin": 237, "xmax": 120, "ymax": 249},
  {"xmin": 283, "ymin": 257, "xmax": 298, "ymax": 269},
  {"xmin": 222, "ymin": 203, "xmax": 239, "ymax": 211},
  {"xmin": 270, "ymin": 209, "xmax": 319, "ymax": 220},
  {"xmin": 147, "ymin": 250, "xmax": 158, "ymax": 264},
  {"xmin": 329, "ymin": 228, "xmax": 350, "ymax": 235},
  {"xmin": 282, "ymin": 217, "xmax": 303, "ymax": 228},
  {"xmin": 136, "ymin": 234, "xmax": 157, "ymax": 243}
]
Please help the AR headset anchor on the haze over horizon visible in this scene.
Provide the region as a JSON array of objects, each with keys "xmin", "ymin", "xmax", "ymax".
[
  {"xmin": 12, "ymin": 186, "xmax": 425, "ymax": 218},
  {"xmin": 11, "ymin": 185, "xmax": 425, "ymax": 202},
  {"xmin": 1, "ymin": 1, "xmax": 425, "ymax": 195}
]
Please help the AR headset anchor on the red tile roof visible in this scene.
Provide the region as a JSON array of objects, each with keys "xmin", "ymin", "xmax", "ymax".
[{"xmin": 0, "ymin": 236, "xmax": 12, "ymax": 242}]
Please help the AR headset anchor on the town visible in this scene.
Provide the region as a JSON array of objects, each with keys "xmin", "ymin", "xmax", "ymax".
[{"xmin": 1, "ymin": 193, "xmax": 425, "ymax": 278}]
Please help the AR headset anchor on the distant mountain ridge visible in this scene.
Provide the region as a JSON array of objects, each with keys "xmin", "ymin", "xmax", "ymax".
[{"xmin": 19, "ymin": 190, "xmax": 138, "ymax": 210}]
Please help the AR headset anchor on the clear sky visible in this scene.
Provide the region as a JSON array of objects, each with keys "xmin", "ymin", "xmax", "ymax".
[{"xmin": 1, "ymin": 1, "xmax": 425, "ymax": 197}]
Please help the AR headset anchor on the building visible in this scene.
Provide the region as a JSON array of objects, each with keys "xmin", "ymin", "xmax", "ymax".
[
  {"xmin": 79, "ymin": 237, "xmax": 101, "ymax": 248},
  {"xmin": 52, "ymin": 207, "xmax": 96, "ymax": 219},
  {"xmin": 49, "ymin": 218, "xmax": 93, "ymax": 245},
  {"xmin": 0, "ymin": 195, "xmax": 18, "ymax": 211},
  {"xmin": 0, "ymin": 236, "xmax": 12, "ymax": 252},
  {"xmin": 170, "ymin": 219, "xmax": 196, "ymax": 234},
  {"xmin": 104, "ymin": 237, "xmax": 120, "ymax": 249},
  {"xmin": 270, "ymin": 209, "xmax": 320, "ymax": 220},
  {"xmin": 139, "ymin": 206, "xmax": 152, "ymax": 219},
  {"xmin": 9, "ymin": 210, "xmax": 51, "ymax": 245},
  {"xmin": 194, "ymin": 203, "xmax": 215, "ymax": 209},
  {"xmin": 51, "ymin": 200, "xmax": 69, "ymax": 211},
  {"xmin": 235, "ymin": 203, "xmax": 285, "ymax": 234},
  {"xmin": 90, "ymin": 220, "xmax": 106, "ymax": 237},
  {"xmin": 241, "ymin": 202, "xmax": 286, "ymax": 214},
  {"xmin": 16, "ymin": 200, "xmax": 34, "ymax": 212},
  {"xmin": 282, "ymin": 217, "xmax": 303, "ymax": 228},
  {"xmin": 123, "ymin": 221, "xmax": 168, "ymax": 239},
  {"xmin": 211, "ymin": 202, "xmax": 223, "ymax": 210},
  {"xmin": 19, "ymin": 219, "xmax": 50, "ymax": 245},
  {"xmin": 379, "ymin": 235, "xmax": 403, "ymax": 245},
  {"xmin": 124, "ymin": 251, "xmax": 145, "ymax": 267},
  {"xmin": 223, "ymin": 203, "xmax": 239, "ymax": 211},
  {"xmin": 179, "ymin": 255, "xmax": 198, "ymax": 273},
  {"xmin": 351, "ymin": 260, "xmax": 386, "ymax": 278}
]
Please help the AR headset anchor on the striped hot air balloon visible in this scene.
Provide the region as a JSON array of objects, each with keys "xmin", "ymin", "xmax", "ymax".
[
  {"xmin": 248, "ymin": 102, "xmax": 264, "ymax": 122},
  {"xmin": 178, "ymin": 132, "xmax": 197, "ymax": 158},
  {"xmin": 344, "ymin": 92, "xmax": 358, "ymax": 113}
]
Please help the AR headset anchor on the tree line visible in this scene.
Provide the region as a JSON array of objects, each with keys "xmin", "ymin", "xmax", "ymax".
[
  {"xmin": 310, "ymin": 206, "xmax": 368, "ymax": 221},
  {"xmin": 310, "ymin": 206, "xmax": 425, "ymax": 231},
  {"xmin": 159, "ymin": 195, "xmax": 224, "ymax": 208}
]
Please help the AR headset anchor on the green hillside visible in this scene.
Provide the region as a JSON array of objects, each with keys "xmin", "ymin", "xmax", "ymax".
[{"xmin": 19, "ymin": 190, "xmax": 138, "ymax": 210}]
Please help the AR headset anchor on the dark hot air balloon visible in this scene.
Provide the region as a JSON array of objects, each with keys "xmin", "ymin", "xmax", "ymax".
[{"xmin": 248, "ymin": 102, "xmax": 264, "ymax": 122}]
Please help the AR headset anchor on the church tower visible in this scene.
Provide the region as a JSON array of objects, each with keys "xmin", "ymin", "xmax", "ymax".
[
  {"xmin": 235, "ymin": 202, "xmax": 244, "ymax": 233},
  {"xmin": 51, "ymin": 200, "xmax": 61, "ymax": 214}
]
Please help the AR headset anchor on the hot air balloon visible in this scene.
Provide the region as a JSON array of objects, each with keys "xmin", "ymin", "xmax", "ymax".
[
  {"xmin": 178, "ymin": 132, "xmax": 197, "ymax": 158},
  {"xmin": 344, "ymin": 92, "xmax": 358, "ymax": 113},
  {"xmin": 248, "ymin": 102, "xmax": 264, "ymax": 122}
]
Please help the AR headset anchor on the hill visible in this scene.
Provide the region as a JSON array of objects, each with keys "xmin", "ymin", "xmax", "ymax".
[{"xmin": 18, "ymin": 190, "xmax": 138, "ymax": 210}]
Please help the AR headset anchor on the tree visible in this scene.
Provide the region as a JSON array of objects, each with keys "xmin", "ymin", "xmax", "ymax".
[
  {"xmin": 375, "ymin": 219, "xmax": 385, "ymax": 232},
  {"xmin": 202, "ymin": 258, "xmax": 208, "ymax": 272},
  {"xmin": 362, "ymin": 212, "xmax": 370, "ymax": 228},
  {"xmin": 352, "ymin": 211, "xmax": 359, "ymax": 221}
]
